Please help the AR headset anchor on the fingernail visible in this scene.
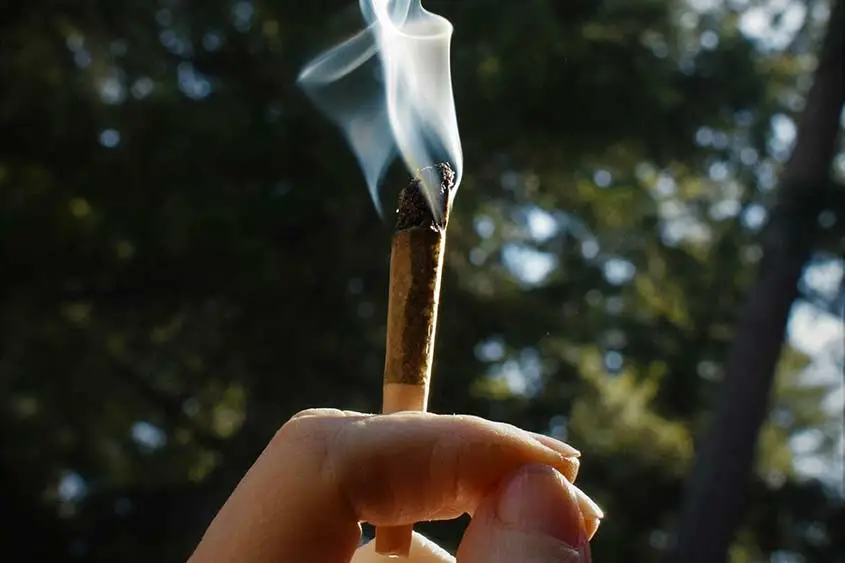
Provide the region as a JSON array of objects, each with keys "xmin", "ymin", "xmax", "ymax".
[
  {"xmin": 564, "ymin": 456, "xmax": 581, "ymax": 482},
  {"xmin": 497, "ymin": 465, "xmax": 588, "ymax": 549},
  {"xmin": 584, "ymin": 517, "xmax": 601, "ymax": 541},
  {"xmin": 573, "ymin": 484, "xmax": 604, "ymax": 521},
  {"xmin": 530, "ymin": 432, "xmax": 582, "ymax": 457}
]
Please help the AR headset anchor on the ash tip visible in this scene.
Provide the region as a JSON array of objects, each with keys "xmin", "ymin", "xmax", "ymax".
[{"xmin": 395, "ymin": 163, "xmax": 456, "ymax": 231}]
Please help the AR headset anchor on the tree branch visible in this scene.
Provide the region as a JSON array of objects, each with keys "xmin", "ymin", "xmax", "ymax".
[{"xmin": 668, "ymin": 2, "xmax": 845, "ymax": 562}]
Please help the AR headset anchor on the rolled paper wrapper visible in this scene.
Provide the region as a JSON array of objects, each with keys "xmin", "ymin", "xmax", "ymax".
[{"xmin": 376, "ymin": 164, "xmax": 454, "ymax": 557}]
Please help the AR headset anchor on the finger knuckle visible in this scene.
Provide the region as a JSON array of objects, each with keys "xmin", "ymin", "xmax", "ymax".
[
  {"xmin": 274, "ymin": 408, "xmax": 364, "ymax": 452},
  {"xmin": 274, "ymin": 410, "xmax": 333, "ymax": 449}
]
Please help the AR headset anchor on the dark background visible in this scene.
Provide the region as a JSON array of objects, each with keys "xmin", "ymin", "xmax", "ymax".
[{"xmin": 1, "ymin": 0, "xmax": 843, "ymax": 561}]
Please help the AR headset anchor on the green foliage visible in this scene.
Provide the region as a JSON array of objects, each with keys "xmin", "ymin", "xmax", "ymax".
[{"xmin": 1, "ymin": 0, "xmax": 842, "ymax": 561}]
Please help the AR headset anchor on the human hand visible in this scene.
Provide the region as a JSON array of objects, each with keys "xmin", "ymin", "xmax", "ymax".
[{"xmin": 189, "ymin": 409, "xmax": 603, "ymax": 563}]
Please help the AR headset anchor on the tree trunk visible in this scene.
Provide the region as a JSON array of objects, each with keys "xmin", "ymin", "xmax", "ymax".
[{"xmin": 668, "ymin": 2, "xmax": 845, "ymax": 562}]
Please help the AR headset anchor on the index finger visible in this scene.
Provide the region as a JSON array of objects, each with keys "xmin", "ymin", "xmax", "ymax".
[{"xmin": 189, "ymin": 409, "xmax": 583, "ymax": 563}]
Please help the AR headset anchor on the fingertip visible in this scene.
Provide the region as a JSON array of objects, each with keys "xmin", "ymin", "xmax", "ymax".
[
  {"xmin": 568, "ymin": 483, "xmax": 603, "ymax": 540},
  {"xmin": 458, "ymin": 465, "xmax": 591, "ymax": 563}
]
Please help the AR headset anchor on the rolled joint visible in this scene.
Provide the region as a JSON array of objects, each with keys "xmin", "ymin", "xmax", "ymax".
[
  {"xmin": 375, "ymin": 166, "xmax": 453, "ymax": 559},
  {"xmin": 382, "ymin": 382, "xmax": 429, "ymax": 413},
  {"xmin": 382, "ymin": 228, "xmax": 445, "ymax": 387},
  {"xmin": 375, "ymin": 524, "xmax": 415, "ymax": 557}
]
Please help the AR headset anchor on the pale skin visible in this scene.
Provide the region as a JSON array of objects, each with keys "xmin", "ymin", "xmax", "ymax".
[{"xmin": 189, "ymin": 409, "xmax": 602, "ymax": 563}]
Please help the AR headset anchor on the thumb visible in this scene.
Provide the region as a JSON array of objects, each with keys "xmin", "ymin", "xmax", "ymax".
[{"xmin": 457, "ymin": 465, "xmax": 592, "ymax": 563}]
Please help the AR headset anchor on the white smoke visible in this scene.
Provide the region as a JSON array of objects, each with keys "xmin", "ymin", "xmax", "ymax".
[{"xmin": 297, "ymin": 0, "xmax": 463, "ymax": 223}]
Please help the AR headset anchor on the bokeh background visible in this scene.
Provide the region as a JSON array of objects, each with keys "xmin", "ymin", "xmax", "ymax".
[{"xmin": 2, "ymin": 0, "xmax": 843, "ymax": 561}]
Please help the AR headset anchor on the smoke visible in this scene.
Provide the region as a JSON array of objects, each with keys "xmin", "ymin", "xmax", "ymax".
[{"xmin": 297, "ymin": 0, "xmax": 463, "ymax": 223}]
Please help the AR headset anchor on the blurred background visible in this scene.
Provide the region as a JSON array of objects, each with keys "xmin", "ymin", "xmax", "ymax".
[{"xmin": 1, "ymin": 0, "xmax": 843, "ymax": 561}]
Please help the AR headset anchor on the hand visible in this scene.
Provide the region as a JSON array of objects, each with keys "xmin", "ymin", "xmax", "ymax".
[{"xmin": 189, "ymin": 409, "xmax": 603, "ymax": 562}]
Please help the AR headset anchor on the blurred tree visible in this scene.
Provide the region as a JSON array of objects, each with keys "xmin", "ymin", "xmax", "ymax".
[
  {"xmin": 0, "ymin": 0, "xmax": 842, "ymax": 562},
  {"xmin": 670, "ymin": 2, "xmax": 844, "ymax": 561}
]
